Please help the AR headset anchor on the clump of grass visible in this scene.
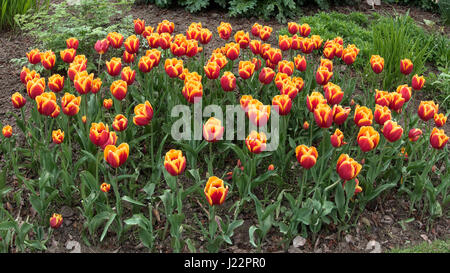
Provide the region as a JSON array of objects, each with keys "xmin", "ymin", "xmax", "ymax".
[{"xmin": 388, "ymin": 239, "xmax": 450, "ymax": 253}]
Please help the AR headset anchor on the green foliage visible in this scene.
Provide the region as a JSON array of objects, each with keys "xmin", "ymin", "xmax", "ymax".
[
  {"xmin": 15, "ymin": 0, "xmax": 134, "ymax": 64},
  {"xmin": 389, "ymin": 239, "xmax": 450, "ymax": 253},
  {"xmin": 0, "ymin": 0, "xmax": 48, "ymax": 29},
  {"xmin": 439, "ymin": 0, "xmax": 450, "ymax": 24}
]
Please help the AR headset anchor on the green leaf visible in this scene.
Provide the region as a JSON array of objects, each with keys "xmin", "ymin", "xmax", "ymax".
[
  {"xmin": 122, "ymin": 196, "xmax": 146, "ymax": 207},
  {"xmin": 100, "ymin": 213, "xmax": 117, "ymax": 242}
]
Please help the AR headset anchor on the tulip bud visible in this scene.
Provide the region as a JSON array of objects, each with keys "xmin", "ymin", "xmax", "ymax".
[
  {"xmin": 100, "ymin": 183, "xmax": 111, "ymax": 193},
  {"xmin": 204, "ymin": 176, "xmax": 229, "ymax": 206},
  {"xmin": 411, "ymin": 74, "xmax": 425, "ymax": 91},
  {"xmin": 429, "ymin": 127, "xmax": 449, "ymax": 150},
  {"xmin": 400, "ymin": 58, "xmax": 413, "ymax": 75},
  {"xmin": 295, "ymin": 145, "xmax": 318, "ymax": 169},
  {"xmin": 220, "ymin": 71, "xmax": 236, "ymax": 92},
  {"xmin": 2, "ymin": 125, "xmax": 12, "ymax": 138},
  {"xmin": 49, "ymin": 213, "xmax": 63, "ymax": 229},
  {"xmin": 164, "ymin": 149, "xmax": 187, "ymax": 176}
]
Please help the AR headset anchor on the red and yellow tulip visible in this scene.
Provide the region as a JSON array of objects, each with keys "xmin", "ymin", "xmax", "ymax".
[
  {"xmin": 48, "ymin": 74, "xmax": 65, "ymax": 93},
  {"xmin": 382, "ymin": 120, "xmax": 403, "ymax": 142},
  {"xmin": 354, "ymin": 105, "xmax": 373, "ymax": 127},
  {"xmin": 11, "ymin": 92, "xmax": 26, "ymax": 109},
  {"xmin": 418, "ymin": 101, "xmax": 439, "ymax": 122},
  {"xmin": 36, "ymin": 92, "xmax": 57, "ymax": 116},
  {"xmin": 272, "ymin": 94, "xmax": 292, "ymax": 116},
  {"xmin": 370, "ymin": 55, "xmax": 384, "ymax": 74},
  {"xmin": 203, "ymin": 117, "xmax": 224, "ymax": 142},
  {"xmin": 295, "ymin": 145, "xmax": 318, "ymax": 169},
  {"xmin": 430, "ymin": 127, "xmax": 449, "ymax": 150},
  {"xmin": 400, "ymin": 58, "xmax": 413, "ymax": 75},
  {"xmin": 61, "ymin": 93, "xmax": 81, "ymax": 116},
  {"xmin": 104, "ymin": 143, "xmax": 129, "ymax": 168},
  {"xmin": 133, "ymin": 101, "xmax": 154, "ymax": 126},
  {"xmin": 2, "ymin": 125, "xmax": 12, "ymax": 138},
  {"xmin": 246, "ymin": 131, "xmax": 267, "ymax": 154},
  {"xmin": 49, "ymin": 213, "xmax": 63, "ymax": 229},
  {"xmin": 330, "ymin": 129, "xmax": 345, "ymax": 148},
  {"xmin": 220, "ymin": 71, "xmax": 236, "ymax": 92},
  {"xmin": 357, "ymin": 126, "xmax": 380, "ymax": 152},
  {"xmin": 204, "ymin": 176, "xmax": 229, "ymax": 206},
  {"xmin": 164, "ymin": 149, "xmax": 186, "ymax": 176},
  {"xmin": 113, "ymin": 114, "xmax": 128, "ymax": 132},
  {"xmin": 336, "ymin": 154, "xmax": 362, "ymax": 181},
  {"xmin": 52, "ymin": 129, "xmax": 64, "ymax": 144}
]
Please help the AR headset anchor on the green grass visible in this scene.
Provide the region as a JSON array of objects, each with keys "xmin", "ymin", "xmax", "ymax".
[{"xmin": 388, "ymin": 239, "xmax": 450, "ymax": 253}]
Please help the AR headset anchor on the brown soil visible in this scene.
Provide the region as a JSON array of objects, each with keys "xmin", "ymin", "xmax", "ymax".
[{"xmin": 0, "ymin": 1, "xmax": 448, "ymax": 253}]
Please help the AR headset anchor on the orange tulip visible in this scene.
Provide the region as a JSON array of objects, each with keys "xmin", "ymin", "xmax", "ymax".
[
  {"xmin": 82, "ymin": 115, "xmax": 87, "ymax": 124},
  {"xmin": 341, "ymin": 47, "xmax": 357, "ymax": 65},
  {"xmin": 49, "ymin": 213, "xmax": 63, "ymax": 229},
  {"xmin": 300, "ymin": 38, "xmax": 315, "ymax": 54},
  {"xmin": 408, "ymin": 128, "xmax": 422, "ymax": 142},
  {"xmin": 277, "ymin": 60, "xmax": 294, "ymax": 76},
  {"xmin": 146, "ymin": 33, "xmax": 160, "ymax": 49},
  {"xmin": 292, "ymin": 76, "xmax": 304, "ymax": 93},
  {"xmin": 165, "ymin": 58, "xmax": 183, "ymax": 78},
  {"xmin": 121, "ymin": 66, "xmax": 136, "ymax": 86},
  {"xmin": 320, "ymin": 58, "xmax": 333, "ymax": 73},
  {"xmin": 430, "ymin": 127, "xmax": 448, "ymax": 150},
  {"xmin": 94, "ymin": 39, "xmax": 110, "ymax": 55},
  {"xmin": 61, "ymin": 93, "xmax": 81, "ymax": 116},
  {"xmin": 259, "ymin": 26, "xmax": 272, "ymax": 41},
  {"xmin": 51, "ymin": 105, "xmax": 60, "ymax": 118},
  {"xmin": 246, "ymin": 131, "xmax": 267, "ymax": 154},
  {"xmin": 382, "ymin": 120, "xmax": 403, "ymax": 142},
  {"xmin": 280, "ymin": 82, "xmax": 298, "ymax": 100},
  {"xmin": 103, "ymin": 98, "xmax": 113, "ymax": 110},
  {"xmin": 238, "ymin": 60, "xmax": 255, "ymax": 80},
  {"xmin": 323, "ymin": 82, "xmax": 343, "ymax": 105},
  {"xmin": 60, "ymin": 48, "xmax": 76, "ymax": 63},
  {"xmin": 107, "ymin": 32, "xmax": 124, "ymax": 48},
  {"xmin": 209, "ymin": 52, "xmax": 228, "ymax": 69},
  {"xmin": 331, "ymin": 129, "xmax": 345, "ymax": 148},
  {"xmin": 184, "ymin": 71, "xmax": 202, "ymax": 83},
  {"xmin": 138, "ymin": 55, "xmax": 155, "ymax": 73},
  {"xmin": 157, "ymin": 19, "xmax": 174, "ymax": 34},
  {"xmin": 112, "ymin": 114, "xmax": 128, "ymax": 132},
  {"xmin": 36, "ymin": 92, "xmax": 57, "ymax": 116},
  {"xmin": 266, "ymin": 48, "xmax": 282, "ymax": 65},
  {"xmin": 145, "ymin": 49, "xmax": 161, "ymax": 66},
  {"xmin": 288, "ymin": 22, "xmax": 299, "ymax": 35},
  {"xmin": 303, "ymin": 121, "xmax": 309, "ymax": 130},
  {"xmin": 164, "ymin": 149, "xmax": 186, "ymax": 176},
  {"xmin": 396, "ymin": 84, "xmax": 412, "ymax": 103},
  {"xmin": 170, "ymin": 36, "xmax": 187, "ymax": 57},
  {"xmin": 295, "ymin": 145, "xmax": 318, "ymax": 169},
  {"xmin": 123, "ymin": 50, "xmax": 135, "ymax": 64},
  {"xmin": 217, "ymin": 22, "xmax": 232, "ymax": 40},
  {"xmin": 2, "ymin": 125, "xmax": 12, "ymax": 138},
  {"xmin": 306, "ymin": 91, "xmax": 326, "ymax": 113},
  {"xmin": 182, "ymin": 80, "xmax": 203, "ymax": 104},
  {"xmin": 374, "ymin": 104, "xmax": 392, "ymax": 126},
  {"xmin": 48, "ymin": 74, "xmax": 65, "ymax": 93},
  {"xmin": 199, "ymin": 28, "xmax": 212, "ymax": 44},
  {"xmin": 294, "ymin": 54, "xmax": 307, "ymax": 72},
  {"xmin": 258, "ymin": 67, "xmax": 275, "ymax": 85},
  {"xmin": 314, "ymin": 103, "xmax": 333, "ymax": 128},
  {"xmin": 268, "ymin": 164, "xmax": 275, "ymax": 171},
  {"xmin": 26, "ymin": 49, "xmax": 41, "ymax": 64},
  {"xmin": 315, "ymin": 66, "xmax": 333, "ymax": 85},
  {"xmin": 234, "ymin": 31, "xmax": 250, "ymax": 49},
  {"xmin": 374, "ymin": 90, "xmax": 391, "ymax": 107},
  {"xmin": 52, "ymin": 129, "xmax": 64, "ymax": 144},
  {"xmin": 248, "ymin": 103, "xmax": 270, "ymax": 127},
  {"xmin": 224, "ymin": 42, "xmax": 240, "ymax": 61},
  {"xmin": 278, "ymin": 35, "xmax": 292, "ymax": 51},
  {"xmin": 418, "ymin": 101, "xmax": 438, "ymax": 122},
  {"xmin": 104, "ymin": 143, "xmax": 129, "ymax": 168},
  {"xmin": 134, "ymin": 18, "xmax": 145, "ymax": 35},
  {"xmin": 40, "ymin": 50, "xmax": 56, "ymax": 70},
  {"xmin": 23, "ymin": 69, "xmax": 40, "ymax": 85},
  {"xmin": 354, "ymin": 105, "xmax": 373, "ymax": 127},
  {"xmin": 66, "ymin": 38, "xmax": 79, "ymax": 50},
  {"xmin": 133, "ymin": 101, "xmax": 154, "ymax": 126},
  {"xmin": 272, "ymin": 94, "xmax": 292, "ymax": 116},
  {"xmin": 332, "ymin": 105, "xmax": 351, "ymax": 125},
  {"xmin": 204, "ymin": 176, "xmax": 229, "ymax": 206},
  {"xmin": 204, "ymin": 61, "xmax": 220, "ymax": 80},
  {"xmin": 299, "ymin": 23, "xmax": 311, "ymax": 37},
  {"xmin": 158, "ymin": 32, "xmax": 173, "ymax": 50},
  {"xmin": 11, "ymin": 92, "xmax": 26, "ymax": 109},
  {"xmin": 220, "ymin": 71, "xmax": 236, "ymax": 92},
  {"xmin": 400, "ymin": 58, "xmax": 413, "ymax": 75},
  {"xmin": 391, "ymin": 92, "xmax": 405, "ymax": 113},
  {"xmin": 260, "ymin": 43, "xmax": 272, "ymax": 60},
  {"xmin": 106, "ymin": 57, "xmax": 122, "ymax": 77},
  {"xmin": 90, "ymin": 122, "xmax": 110, "ymax": 147},
  {"xmin": 336, "ymin": 154, "xmax": 362, "ymax": 181},
  {"xmin": 203, "ymin": 117, "xmax": 224, "ymax": 142},
  {"xmin": 91, "ymin": 78, "xmax": 102, "ymax": 94},
  {"xmin": 240, "ymin": 95, "xmax": 253, "ymax": 112},
  {"xmin": 74, "ymin": 71, "xmax": 94, "ymax": 95},
  {"xmin": 411, "ymin": 74, "xmax": 425, "ymax": 91},
  {"xmin": 27, "ymin": 77, "xmax": 45, "ymax": 99},
  {"xmin": 142, "ymin": 26, "xmax": 155, "ymax": 39},
  {"xmin": 370, "ymin": 55, "xmax": 384, "ymax": 74},
  {"xmin": 434, "ymin": 113, "xmax": 447, "ymax": 127},
  {"xmin": 248, "ymin": 40, "xmax": 261, "ymax": 56},
  {"xmin": 110, "ymin": 80, "xmax": 128, "ymax": 101},
  {"xmin": 100, "ymin": 183, "xmax": 111, "ymax": 193},
  {"xmin": 357, "ymin": 126, "xmax": 380, "ymax": 152},
  {"xmin": 251, "ymin": 23, "xmax": 262, "ymax": 37},
  {"xmin": 124, "ymin": 35, "xmax": 140, "ymax": 54},
  {"xmin": 67, "ymin": 62, "xmax": 86, "ymax": 82}
]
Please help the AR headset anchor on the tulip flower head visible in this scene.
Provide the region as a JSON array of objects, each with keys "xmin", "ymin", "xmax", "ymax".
[
  {"xmin": 411, "ymin": 74, "xmax": 425, "ymax": 91},
  {"xmin": 418, "ymin": 101, "xmax": 439, "ymax": 122},
  {"xmin": 370, "ymin": 55, "xmax": 384, "ymax": 74},
  {"xmin": 357, "ymin": 126, "xmax": 380, "ymax": 152},
  {"xmin": 133, "ymin": 101, "xmax": 154, "ymax": 126},
  {"xmin": 52, "ymin": 129, "xmax": 64, "ymax": 144},
  {"xmin": 220, "ymin": 71, "xmax": 236, "ymax": 92},
  {"xmin": 400, "ymin": 58, "xmax": 413, "ymax": 75},
  {"xmin": 203, "ymin": 117, "xmax": 224, "ymax": 142},
  {"xmin": 408, "ymin": 128, "xmax": 422, "ymax": 142},
  {"xmin": 100, "ymin": 183, "xmax": 111, "ymax": 193},
  {"xmin": 61, "ymin": 93, "xmax": 81, "ymax": 116},
  {"xmin": 95, "ymin": 39, "xmax": 110, "ymax": 55},
  {"xmin": 434, "ymin": 113, "xmax": 447, "ymax": 127},
  {"xmin": 164, "ymin": 149, "xmax": 187, "ymax": 176},
  {"xmin": 2, "ymin": 125, "xmax": 12, "ymax": 138},
  {"xmin": 104, "ymin": 143, "xmax": 129, "ymax": 168},
  {"xmin": 49, "ymin": 213, "xmax": 63, "ymax": 229},
  {"xmin": 113, "ymin": 114, "xmax": 128, "ymax": 132},
  {"xmin": 204, "ymin": 176, "xmax": 229, "ymax": 206},
  {"xmin": 430, "ymin": 127, "xmax": 449, "ymax": 150},
  {"xmin": 382, "ymin": 120, "xmax": 403, "ymax": 142},
  {"xmin": 295, "ymin": 145, "xmax": 318, "ymax": 169},
  {"xmin": 246, "ymin": 131, "xmax": 267, "ymax": 154},
  {"xmin": 11, "ymin": 92, "xmax": 26, "ymax": 109},
  {"xmin": 336, "ymin": 154, "xmax": 362, "ymax": 181}
]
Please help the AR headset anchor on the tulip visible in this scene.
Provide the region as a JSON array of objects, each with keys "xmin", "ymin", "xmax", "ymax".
[
  {"xmin": 274, "ymin": 72, "xmax": 289, "ymax": 90},
  {"xmin": 106, "ymin": 57, "xmax": 122, "ymax": 77},
  {"xmin": 52, "ymin": 129, "xmax": 64, "ymax": 144},
  {"xmin": 357, "ymin": 126, "xmax": 380, "ymax": 152},
  {"xmin": 100, "ymin": 183, "xmax": 111, "ymax": 193},
  {"xmin": 312, "ymin": 35, "xmax": 323, "ymax": 50},
  {"xmin": 291, "ymin": 35, "xmax": 302, "ymax": 50},
  {"xmin": 157, "ymin": 19, "xmax": 175, "ymax": 34},
  {"xmin": 121, "ymin": 67, "xmax": 136, "ymax": 85},
  {"xmin": 306, "ymin": 91, "xmax": 326, "ymax": 113},
  {"xmin": 89, "ymin": 122, "xmax": 110, "ymax": 147},
  {"xmin": 203, "ymin": 117, "xmax": 224, "ymax": 142},
  {"xmin": 330, "ymin": 129, "xmax": 345, "ymax": 148},
  {"xmin": 238, "ymin": 61, "xmax": 255, "ymax": 80},
  {"xmin": 66, "ymin": 38, "xmax": 79, "ymax": 50},
  {"xmin": 182, "ymin": 80, "xmax": 203, "ymax": 104},
  {"xmin": 133, "ymin": 101, "xmax": 154, "ymax": 126},
  {"xmin": 103, "ymin": 99, "xmax": 113, "ymax": 110},
  {"xmin": 303, "ymin": 121, "xmax": 309, "ymax": 130},
  {"xmin": 74, "ymin": 71, "xmax": 94, "ymax": 95},
  {"xmin": 266, "ymin": 48, "xmax": 282, "ymax": 65},
  {"xmin": 382, "ymin": 120, "xmax": 403, "ymax": 142},
  {"xmin": 164, "ymin": 149, "xmax": 186, "ymax": 176},
  {"xmin": 411, "ymin": 74, "xmax": 425, "ymax": 91},
  {"xmin": 90, "ymin": 78, "xmax": 101, "ymax": 94},
  {"xmin": 26, "ymin": 49, "xmax": 41, "ymax": 64},
  {"xmin": 146, "ymin": 49, "xmax": 162, "ymax": 66},
  {"xmin": 248, "ymin": 103, "xmax": 271, "ymax": 127},
  {"xmin": 82, "ymin": 115, "xmax": 87, "ymax": 124},
  {"xmin": 315, "ymin": 66, "xmax": 333, "ymax": 85},
  {"xmin": 107, "ymin": 32, "xmax": 124, "ymax": 48},
  {"xmin": 343, "ymin": 178, "xmax": 363, "ymax": 195},
  {"xmin": 418, "ymin": 101, "xmax": 439, "ymax": 122},
  {"xmin": 258, "ymin": 67, "xmax": 275, "ymax": 85},
  {"xmin": 36, "ymin": 92, "xmax": 57, "ymax": 116},
  {"xmin": 332, "ymin": 105, "xmax": 351, "ymax": 125},
  {"xmin": 374, "ymin": 104, "xmax": 392, "ymax": 126},
  {"xmin": 434, "ymin": 113, "xmax": 447, "ymax": 127},
  {"xmin": 27, "ymin": 77, "xmax": 45, "ymax": 99},
  {"xmin": 48, "ymin": 74, "xmax": 65, "ymax": 93},
  {"xmin": 336, "ymin": 154, "xmax": 362, "ymax": 181},
  {"xmin": 146, "ymin": 33, "xmax": 160, "ymax": 49},
  {"xmin": 199, "ymin": 28, "xmax": 212, "ymax": 44},
  {"xmin": 124, "ymin": 35, "xmax": 140, "ymax": 54},
  {"xmin": 113, "ymin": 114, "xmax": 128, "ymax": 132},
  {"xmin": 396, "ymin": 84, "xmax": 412, "ymax": 103},
  {"xmin": 104, "ymin": 143, "xmax": 129, "ymax": 168},
  {"xmin": 251, "ymin": 23, "xmax": 262, "ymax": 37},
  {"xmin": 288, "ymin": 22, "xmax": 299, "ymax": 35},
  {"xmin": 370, "ymin": 55, "xmax": 384, "ymax": 74},
  {"xmin": 259, "ymin": 26, "xmax": 272, "ymax": 41},
  {"xmin": 165, "ymin": 58, "xmax": 183, "ymax": 78},
  {"xmin": 217, "ymin": 22, "xmax": 232, "ymax": 40},
  {"xmin": 354, "ymin": 105, "xmax": 373, "ymax": 127},
  {"xmin": 323, "ymin": 82, "xmax": 343, "ymax": 105},
  {"xmin": 23, "ymin": 70, "xmax": 40, "ymax": 86},
  {"xmin": 240, "ymin": 95, "xmax": 253, "ymax": 112},
  {"xmin": 67, "ymin": 63, "xmax": 86, "ymax": 82},
  {"xmin": 249, "ymin": 40, "xmax": 261, "ymax": 55},
  {"xmin": 141, "ymin": 26, "xmax": 154, "ymax": 39},
  {"xmin": 158, "ymin": 33, "xmax": 173, "ymax": 50},
  {"xmin": 278, "ymin": 35, "xmax": 292, "ymax": 51},
  {"xmin": 277, "ymin": 60, "xmax": 294, "ymax": 76},
  {"xmin": 204, "ymin": 176, "xmax": 229, "ymax": 206},
  {"xmin": 314, "ymin": 103, "xmax": 333, "ymax": 128},
  {"xmin": 300, "ymin": 38, "xmax": 315, "ymax": 54},
  {"xmin": 123, "ymin": 50, "xmax": 135, "ymax": 64},
  {"xmin": 2, "ymin": 125, "xmax": 12, "ymax": 138},
  {"xmin": 234, "ymin": 31, "xmax": 250, "ymax": 49},
  {"xmin": 134, "ymin": 18, "xmax": 145, "ymax": 35},
  {"xmin": 220, "ymin": 71, "xmax": 236, "ymax": 92},
  {"xmin": 430, "ymin": 127, "xmax": 449, "ymax": 150},
  {"xmin": 224, "ymin": 42, "xmax": 240, "ymax": 61},
  {"xmin": 299, "ymin": 23, "xmax": 311, "ymax": 37},
  {"xmin": 60, "ymin": 48, "xmax": 76, "ymax": 63},
  {"xmin": 291, "ymin": 77, "xmax": 304, "ymax": 93},
  {"xmin": 20, "ymin": 67, "xmax": 30, "ymax": 84},
  {"xmin": 61, "ymin": 93, "xmax": 81, "ymax": 116},
  {"xmin": 295, "ymin": 145, "xmax": 318, "ymax": 169},
  {"xmin": 72, "ymin": 54, "xmax": 87, "ymax": 66},
  {"xmin": 374, "ymin": 89, "xmax": 391, "ymax": 107},
  {"xmin": 246, "ymin": 131, "xmax": 267, "ymax": 154},
  {"xmin": 400, "ymin": 58, "xmax": 413, "ymax": 75},
  {"xmin": 260, "ymin": 43, "xmax": 272, "ymax": 60},
  {"xmin": 94, "ymin": 39, "xmax": 110, "ymax": 55},
  {"xmin": 110, "ymin": 80, "xmax": 127, "ymax": 101},
  {"xmin": 49, "ymin": 213, "xmax": 63, "ymax": 229},
  {"xmin": 272, "ymin": 94, "xmax": 292, "ymax": 116},
  {"xmin": 320, "ymin": 58, "xmax": 333, "ymax": 73},
  {"xmin": 138, "ymin": 55, "xmax": 156, "ymax": 74},
  {"xmin": 11, "ymin": 92, "xmax": 26, "ymax": 109},
  {"xmin": 184, "ymin": 71, "xmax": 202, "ymax": 83},
  {"xmin": 209, "ymin": 52, "xmax": 228, "ymax": 69},
  {"xmin": 341, "ymin": 47, "xmax": 357, "ymax": 65},
  {"xmin": 408, "ymin": 128, "xmax": 422, "ymax": 142},
  {"xmin": 204, "ymin": 61, "xmax": 220, "ymax": 80},
  {"xmin": 294, "ymin": 54, "xmax": 307, "ymax": 72}
]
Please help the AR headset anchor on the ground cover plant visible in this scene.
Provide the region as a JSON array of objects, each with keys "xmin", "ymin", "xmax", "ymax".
[{"xmin": 0, "ymin": 0, "xmax": 448, "ymax": 253}]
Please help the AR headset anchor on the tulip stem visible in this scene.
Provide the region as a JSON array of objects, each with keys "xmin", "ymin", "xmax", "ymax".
[{"xmin": 97, "ymin": 54, "xmax": 102, "ymax": 77}]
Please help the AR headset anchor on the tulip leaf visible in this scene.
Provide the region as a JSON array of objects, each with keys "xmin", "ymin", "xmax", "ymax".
[
  {"xmin": 100, "ymin": 213, "xmax": 117, "ymax": 242},
  {"xmin": 122, "ymin": 196, "xmax": 146, "ymax": 207},
  {"xmin": 335, "ymin": 182, "xmax": 345, "ymax": 218}
]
